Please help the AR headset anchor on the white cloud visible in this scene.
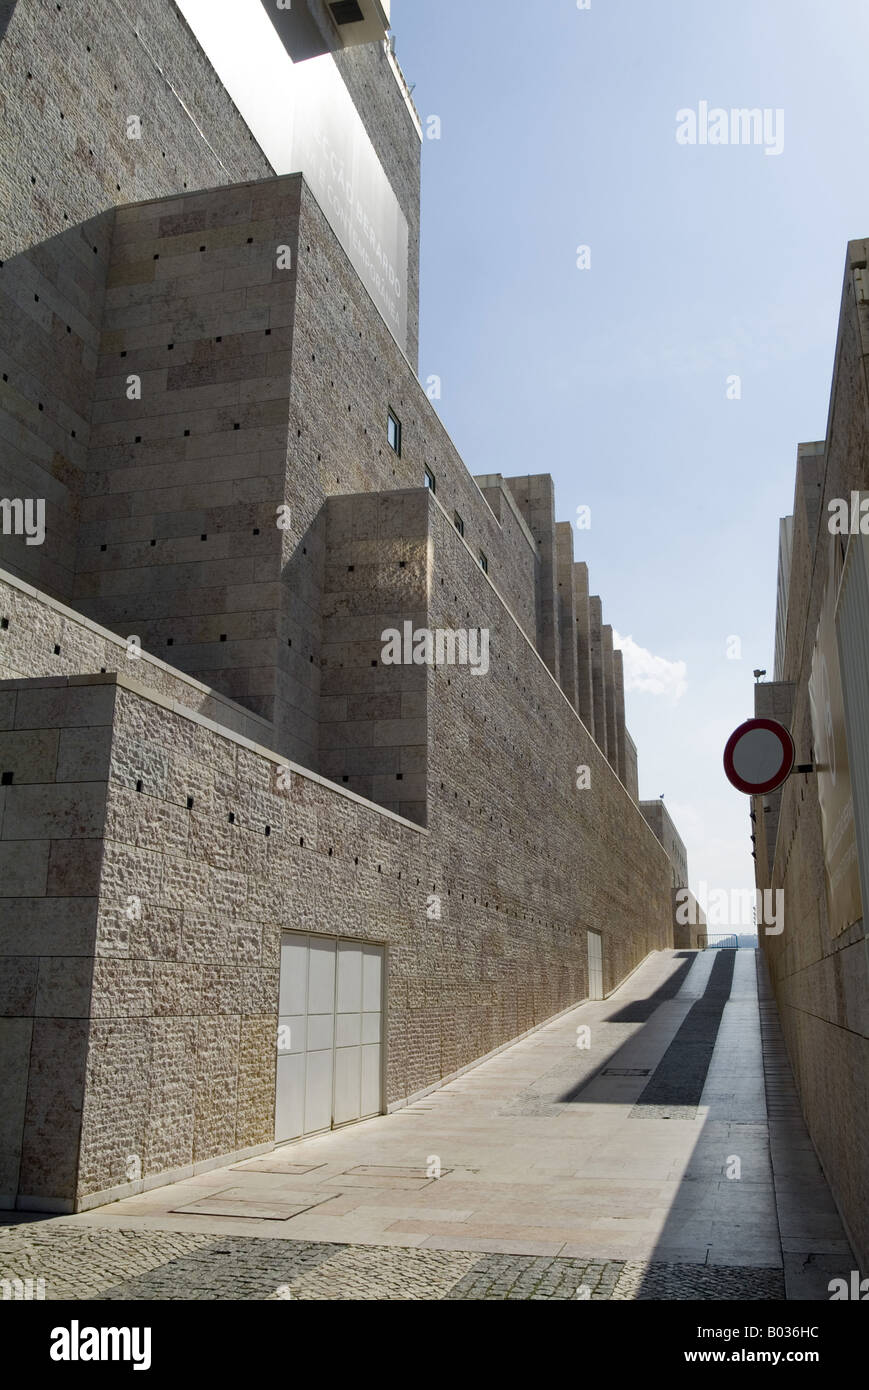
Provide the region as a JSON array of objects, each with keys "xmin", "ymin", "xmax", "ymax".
[{"xmin": 613, "ymin": 631, "xmax": 687, "ymax": 702}]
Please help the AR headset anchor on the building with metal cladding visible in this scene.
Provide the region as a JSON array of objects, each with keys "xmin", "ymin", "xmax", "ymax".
[
  {"xmin": 0, "ymin": 0, "xmax": 682, "ymax": 1214},
  {"xmin": 753, "ymin": 241, "xmax": 869, "ymax": 1272}
]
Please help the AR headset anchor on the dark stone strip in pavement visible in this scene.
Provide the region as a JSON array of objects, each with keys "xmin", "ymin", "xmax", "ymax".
[
  {"xmin": 93, "ymin": 1236, "xmax": 344, "ymax": 1301},
  {"xmin": 629, "ymin": 950, "xmax": 737, "ymax": 1113},
  {"xmin": 445, "ymin": 1253, "xmax": 784, "ymax": 1301}
]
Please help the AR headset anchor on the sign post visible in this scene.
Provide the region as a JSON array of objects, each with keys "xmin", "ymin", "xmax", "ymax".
[{"xmin": 723, "ymin": 718, "xmax": 797, "ymax": 795}]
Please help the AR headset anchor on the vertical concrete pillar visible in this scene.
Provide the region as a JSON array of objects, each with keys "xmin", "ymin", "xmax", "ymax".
[
  {"xmin": 589, "ymin": 596, "xmax": 606, "ymax": 757},
  {"xmin": 504, "ymin": 475, "xmax": 560, "ymax": 684},
  {"xmin": 613, "ymin": 647, "xmax": 627, "ymax": 785},
  {"xmin": 602, "ymin": 624, "xmax": 617, "ymax": 774},
  {"xmin": 555, "ymin": 522, "xmax": 579, "ymax": 711},
  {"xmin": 623, "ymin": 729, "xmax": 639, "ymax": 801},
  {"xmin": 573, "ymin": 562, "xmax": 594, "ymax": 737}
]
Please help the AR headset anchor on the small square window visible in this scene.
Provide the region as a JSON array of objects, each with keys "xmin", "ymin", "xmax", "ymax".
[
  {"xmin": 479, "ymin": 551, "xmax": 489, "ymax": 575},
  {"xmin": 454, "ymin": 511, "xmax": 465, "ymax": 537},
  {"xmin": 387, "ymin": 408, "xmax": 402, "ymax": 456},
  {"xmin": 424, "ymin": 466, "xmax": 436, "ymax": 494}
]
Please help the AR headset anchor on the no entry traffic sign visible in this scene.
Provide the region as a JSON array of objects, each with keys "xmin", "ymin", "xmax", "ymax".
[{"xmin": 723, "ymin": 718, "xmax": 796, "ymax": 795}]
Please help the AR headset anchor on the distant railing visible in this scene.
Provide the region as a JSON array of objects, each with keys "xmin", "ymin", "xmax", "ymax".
[{"xmin": 697, "ymin": 933, "xmax": 739, "ymax": 950}]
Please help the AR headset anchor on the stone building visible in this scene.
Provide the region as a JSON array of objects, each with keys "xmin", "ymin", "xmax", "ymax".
[
  {"xmin": 753, "ymin": 241, "xmax": 869, "ymax": 1271},
  {"xmin": 0, "ymin": 0, "xmax": 678, "ymax": 1214},
  {"xmin": 639, "ymin": 798, "xmax": 704, "ymax": 949},
  {"xmin": 640, "ymin": 799, "xmax": 688, "ymax": 891}
]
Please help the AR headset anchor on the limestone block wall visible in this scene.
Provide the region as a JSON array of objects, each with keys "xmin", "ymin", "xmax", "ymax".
[
  {"xmin": 639, "ymin": 799, "xmax": 689, "ymax": 890},
  {"xmin": 555, "ymin": 521, "xmax": 579, "ymax": 711},
  {"xmin": 472, "ymin": 473, "xmax": 539, "ymax": 621},
  {"xmin": 71, "ymin": 178, "xmax": 303, "ymax": 731},
  {"xmin": 80, "ymin": 678, "xmax": 423, "ymax": 1208},
  {"xmin": 0, "ymin": 0, "xmax": 269, "ymax": 600},
  {"xmin": 781, "ymin": 445, "xmax": 825, "ymax": 686},
  {"xmin": 1, "ymin": 545, "xmax": 675, "ymax": 1208},
  {"xmin": 1, "ymin": 0, "xmax": 424, "ymax": 743},
  {"xmin": 424, "ymin": 495, "xmax": 674, "ymax": 1050},
  {"xmin": 0, "ymin": 0, "xmax": 274, "ymax": 262},
  {"xmin": 0, "ymin": 676, "xmax": 113, "ymax": 1209},
  {"xmin": 672, "ymin": 888, "xmax": 707, "ymax": 950},
  {"xmin": 573, "ymin": 560, "xmax": 594, "ymax": 738},
  {"xmin": 0, "ymin": 668, "xmax": 430, "ymax": 1210},
  {"xmin": 760, "ymin": 240, "xmax": 869, "ymax": 1269},
  {"xmin": 753, "ymin": 680, "xmax": 795, "ymax": 881},
  {"xmin": 623, "ymin": 728, "xmax": 639, "ymax": 803},
  {"xmin": 0, "ymin": 567, "xmax": 275, "ymax": 748},
  {"xmin": 602, "ymin": 624, "xmax": 617, "ymax": 777},
  {"xmin": 503, "ymin": 474, "xmax": 560, "ymax": 683},
  {"xmin": 277, "ymin": 176, "xmax": 541, "ymax": 761},
  {"xmin": 320, "ymin": 490, "xmax": 429, "ymax": 825},
  {"xmin": 0, "ymin": 212, "xmax": 114, "ymax": 599},
  {"xmin": 5, "ymin": 165, "xmax": 633, "ymax": 813},
  {"xmin": 589, "ymin": 595, "xmax": 606, "ymax": 757},
  {"xmin": 613, "ymin": 649, "xmax": 628, "ymax": 789}
]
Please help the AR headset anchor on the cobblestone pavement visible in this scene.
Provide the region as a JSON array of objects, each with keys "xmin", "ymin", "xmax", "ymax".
[{"xmin": 0, "ymin": 1225, "xmax": 784, "ymax": 1301}]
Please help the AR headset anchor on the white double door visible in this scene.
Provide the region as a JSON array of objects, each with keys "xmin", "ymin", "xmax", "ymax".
[
  {"xmin": 275, "ymin": 933, "xmax": 384, "ymax": 1143},
  {"xmin": 587, "ymin": 929, "xmax": 603, "ymax": 1000}
]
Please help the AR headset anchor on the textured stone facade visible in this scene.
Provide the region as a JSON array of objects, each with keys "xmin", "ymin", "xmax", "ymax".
[
  {"xmin": 0, "ymin": 0, "xmax": 421, "ymax": 604},
  {"xmin": 640, "ymin": 799, "xmax": 689, "ymax": 891},
  {"xmin": 0, "ymin": 2, "xmax": 679, "ymax": 1213},
  {"xmin": 754, "ymin": 239, "xmax": 869, "ymax": 1271}
]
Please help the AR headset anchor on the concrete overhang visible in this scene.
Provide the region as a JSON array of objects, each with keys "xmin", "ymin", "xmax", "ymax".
[
  {"xmin": 259, "ymin": 0, "xmax": 390, "ymax": 61},
  {"xmin": 327, "ymin": 0, "xmax": 391, "ymax": 47}
]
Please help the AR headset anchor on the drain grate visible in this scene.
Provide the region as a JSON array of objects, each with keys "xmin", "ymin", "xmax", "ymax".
[{"xmin": 602, "ymin": 1068, "xmax": 651, "ymax": 1077}]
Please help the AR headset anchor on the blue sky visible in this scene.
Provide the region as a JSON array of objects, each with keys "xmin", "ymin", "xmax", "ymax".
[{"xmin": 391, "ymin": 0, "xmax": 869, "ymax": 900}]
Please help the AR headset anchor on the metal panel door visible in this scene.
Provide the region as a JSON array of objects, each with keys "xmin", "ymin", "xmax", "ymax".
[
  {"xmin": 333, "ymin": 941, "xmax": 384, "ymax": 1126},
  {"xmin": 275, "ymin": 934, "xmax": 383, "ymax": 1142},
  {"xmin": 305, "ymin": 937, "xmax": 337, "ymax": 1135},
  {"xmin": 587, "ymin": 929, "xmax": 603, "ymax": 1000},
  {"xmin": 275, "ymin": 933, "xmax": 308, "ymax": 1143}
]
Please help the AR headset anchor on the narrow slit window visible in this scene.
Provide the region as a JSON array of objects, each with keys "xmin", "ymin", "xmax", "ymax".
[{"xmin": 387, "ymin": 408, "xmax": 402, "ymax": 456}]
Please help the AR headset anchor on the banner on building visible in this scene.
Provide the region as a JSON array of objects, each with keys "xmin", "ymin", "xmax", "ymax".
[{"xmin": 175, "ymin": 0, "xmax": 410, "ymax": 353}]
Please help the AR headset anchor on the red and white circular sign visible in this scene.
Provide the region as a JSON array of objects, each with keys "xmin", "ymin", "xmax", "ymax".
[{"xmin": 723, "ymin": 718, "xmax": 795, "ymax": 795}]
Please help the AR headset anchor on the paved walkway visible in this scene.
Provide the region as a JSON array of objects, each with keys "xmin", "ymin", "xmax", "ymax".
[{"xmin": 0, "ymin": 949, "xmax": 854, "ymax": 1300}]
